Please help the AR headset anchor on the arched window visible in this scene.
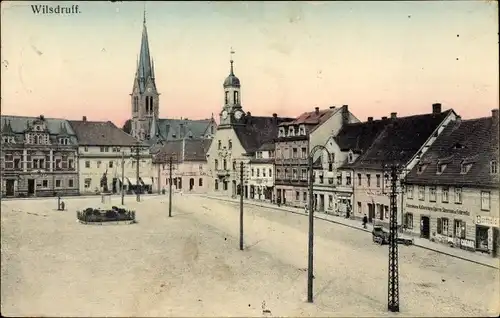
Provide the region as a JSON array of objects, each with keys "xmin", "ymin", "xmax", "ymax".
[
  {"xmin": 233, "ymin": 91, "xmax": 239, "ymax": 104},
  {"xmin": 225, "ymin": 91, "xmax": 229, "ymax": 105}
]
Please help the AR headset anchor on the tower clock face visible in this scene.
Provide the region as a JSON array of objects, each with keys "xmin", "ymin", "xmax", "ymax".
[
  {"xmin": 222, "ymin": 111, "xmax": 228, "ymax": 119},
  {"xmin": 234, "ymin": 110, "xmax": 243, "ymax": 120},
  {"xmin": 147, "ymin": 87, "xmax": 152, "ymax": 92}
]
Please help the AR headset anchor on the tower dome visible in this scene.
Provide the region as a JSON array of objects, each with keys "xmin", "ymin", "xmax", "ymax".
[{"xmin": 223, "ymin": 60, "xmax": 240, "ymax": 88}]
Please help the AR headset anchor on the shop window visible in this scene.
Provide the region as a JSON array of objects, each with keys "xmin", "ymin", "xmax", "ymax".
[
  {"xmin": 454, "ymin": 187, "xmax": 462, "ymax": 204},
  {"xmin": 404, "ymin": 213, "xmax": 414, "ymax": 229},
  {"xmin": 384, "ymin": 205, "xmax": 389, "ymax": 219},
  {"xmin": 481, "ymin": 191, "xmax": 490, "ymax": 211},
  {"xmin": 476, "ymin": 226, "xmax": 489, "ymax": 251},
  {"xmin": 295, "ymin": 191, "xmax": 300, "ymax": 201},
  {"xmin": 429, "ymin": 186, "xmax": 437, "ymax": 202},
  {"xmin": 437, "ymin": 218, "xmax": 449, "ymax": 236},
  {"xmin": 454, "ymin": 220, "xmax": 466, "ymax": 239}
]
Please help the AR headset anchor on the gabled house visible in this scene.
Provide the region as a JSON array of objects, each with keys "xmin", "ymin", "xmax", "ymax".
[
  {"xmin": 69, "ymin": 117, "xmax": 153, "ymax": 195},
  {"xmin": 1, "ymin": 115, "xmax": 78, "ymax": 197},
  {"xmin": 274, "ymin": 105, "xmax": 359, "ymax": 208},
  {"xmin": 206, "ymin": 57, "xmax": 294, "ymax": 197},
  {"xmin": 152, "ymin": 138, "xmax": 212, "ymax": 193},
  {"xmin": 339, "ymin": 103, "xmax": 458, "ymax": 226},
  {"xmin": 404, "ymin": 109, "xmax": 499, "ymax": 255}
]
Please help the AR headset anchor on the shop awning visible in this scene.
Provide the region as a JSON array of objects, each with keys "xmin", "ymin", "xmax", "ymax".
[
  {"xmin": 126, "ymin": 177, "xmax": 139, "ymax": 185},
  {"xmin": 141, "ymin": 177, "xmax": 153, "ymax": 185}
]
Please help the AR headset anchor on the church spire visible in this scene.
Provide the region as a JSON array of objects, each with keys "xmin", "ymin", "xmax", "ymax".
[{"xmin": 135, "ymin": 6, "xmax": 154, "ymax": 93}]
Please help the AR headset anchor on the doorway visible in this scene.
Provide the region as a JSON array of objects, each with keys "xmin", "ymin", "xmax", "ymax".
[
  {"xmin": 368, "ymin": 203, "xmax": 375, "ymax": 223},
  {"xmin": 6, "ymin": 179, "xmax": 15, "ymax": 196},
  {"xmin": 420, "ymin": 216, "xmax": 430, "ymax": 239},
  {"xmin": 177, "ymin": 178, "xmax": 182, "ymax": 190},
  {"xmin": 189, "ymin": 178, "xmax": 194, "ymax": 191},
  {"xmin": 319, "ymin": 194, "xmax": 325, "ymax": 212},
  {"xmin": 28, "ymin": 179, "xmax": 35, "ymax": 196}
]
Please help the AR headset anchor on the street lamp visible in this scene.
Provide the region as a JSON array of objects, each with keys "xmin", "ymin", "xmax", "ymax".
[{"xmin": 307, "ymin": 144, "xmax": 332, "ymax": 303}]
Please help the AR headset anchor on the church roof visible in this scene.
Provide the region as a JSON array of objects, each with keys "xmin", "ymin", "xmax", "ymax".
[{"xmin": 223, "ymin": 60, "xmax": 240, "ymax": 88}]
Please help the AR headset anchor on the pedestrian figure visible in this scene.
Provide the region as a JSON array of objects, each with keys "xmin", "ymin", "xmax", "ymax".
[{"xmin": 362, "ymin": 214, "xmax": 368, "ymax": 229}]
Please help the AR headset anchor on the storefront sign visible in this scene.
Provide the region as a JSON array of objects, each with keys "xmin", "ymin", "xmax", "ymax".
[
  {"xmin": 476, "ymin": 215, "xmax": 499, "ymax": 228},
  {"xmin": 460, "ymin": 238, "xmax": 475, "ymax": 250},
  {"xmin": 406, "ymin": 203, "xmax": 470, "ymax": 216}
]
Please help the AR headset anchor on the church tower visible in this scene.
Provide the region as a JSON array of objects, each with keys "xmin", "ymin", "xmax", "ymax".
[
  {"xmin": 219, "ymin": 51, "xmax": 245, "ymax": 128},
  {"xmin": 131, "ymin": 10, "xmax": 159, "ymax": 141}
]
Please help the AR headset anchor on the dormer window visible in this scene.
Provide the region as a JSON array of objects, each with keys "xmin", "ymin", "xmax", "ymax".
[
  {"xmin": 299, "ymin": 125, "xmax": 306, "ymax": 135},
  {"xmin": 460, "ymin": 162, "xmax": 472, "ymax": 174},
  {"xmin": 491, "ymin": 160, "xmax": 498, "ymax": 174},
  {"xmin": 348, "ymin": 152, "xmax": 354, "ymax": 164},
  {"xmin": 2, "ymin": 136, "xmax": 15, "ymax": 143},
  {"xmin": 437, "ymin": 163, "xmax": 446, "ymax": 174},
  {"xmin": 58, "ymin": 137, "xmax": 69, "ymax": 145},
  {"xmin": 417, "ymin": 164, "xmax": 427, "ymax": 174},
  {"xmin": 288, "ymin": 126, "xmax": 295, "ymax": 137},
  {"xmin": 278, "ymin": 127, "xmax": 286, "ymax": 137}
]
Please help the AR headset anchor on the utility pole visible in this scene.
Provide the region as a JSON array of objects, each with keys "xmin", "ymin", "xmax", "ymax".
[
  {"xmin": 387, "ymin": 164, "xmax": 400, "ymax": 312},
  {"xmin": 239, "ymin": 161, "xmax": 244, "ymax": 251},
  {"xmin": 307, "ymin": 154, "xmax": 315, "ymax": 303},
  {"xmin": 121, "ymin": 151, "xmax": 125, "ymax": 205},
  {"xmin": 169, "ymin": 155, "xmax": 173, "ymax": 217},
  {"xmin": 133, "ymin": 144, "xmax": 141, "ymax": 202}
]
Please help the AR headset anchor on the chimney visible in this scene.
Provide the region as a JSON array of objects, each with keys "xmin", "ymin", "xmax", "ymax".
[
  {"xmin": 432, "ymin": 103, "xmax": 442, "ymax": 114},
  {"xmin": 246, "ymin": 111, "xmax": 251, "ymax": 117},
  {"xmin": 329, "ymin": 106, "xmax": 336, "ymax": 110},
  {"xmin": 315, "ymin": 107, "xmax": 320, "ymax": 114},
  {"xmin": 390, "ymin": 112, "xmax": 397, "ymax": 119},
  {"xmin": 492, "ymin": 109, "xmax": 499, "ymax": 121},
  {"xmin": 39, "ymin": 115, "xmax": 45, "ymax": 121},
  {"xmin": 382, "ymin": 116, "xmax": 388, "ymax": 120},
  {"xmin": 342, "ymin": 105, "xmax": 349, "ymax": 125},
  {"xmin": 367, "ymin": 117, "xmax": 373, "ymax": 122},
  {"xmin": 82, "ymin": 116, "xmax": 87, "ymax": 122},
  {"xmin": 272, "ymin": 113, "xmax": 277, "ymax": 118}
]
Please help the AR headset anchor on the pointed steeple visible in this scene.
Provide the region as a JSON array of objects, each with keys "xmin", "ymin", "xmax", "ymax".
[
  {"xmin": 136, "ymin": 5, "xmax": 154, "ymax": 93},
  {"xmin": 151, "ymin": 59, "xmax": 155, "ymax": 79}
]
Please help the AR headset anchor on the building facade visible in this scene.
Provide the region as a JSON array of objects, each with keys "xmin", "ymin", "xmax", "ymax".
[
  {"xmin": 153, "ymin": 138, "xmax": 212, "ymax": 193},
  {"xmin": 69, "ymin": 118, "xmax": 154, "ymax": 195},
  {"xmin": 274, "ymin": 105, "xmax": 359, "ymax": 208},
  {"xmin": 1, "ymin": 115, "xmax": 79, "ymax": 197},
  {"xmin": 340, "ymin": 104, "xmax": 458, "ymax": 227},
  {"xmin": 247, "ymin": 143, "xmax": 275, "ymax": 202},
  {"xmin": 404, "ymin": 109, "xmax": 499, "ymax": 256},
  {"xmin": 206, "ymin": 56, "xmax": 293, "ymax": 197}
]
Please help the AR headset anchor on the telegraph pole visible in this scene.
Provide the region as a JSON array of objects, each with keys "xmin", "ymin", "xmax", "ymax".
[
  {"xmin": 134, "ymin": 144, "xmax": 141, "ymax": 202},
  {"xmin": 121, "ymin": 151, "xmax": 125, "ymax": 205},
  {"xmin": 239, "ymin": 161, "xmax": 244, "ymax": 251},
  {"xmin": 307, "ymin": 154, "xmax": 315, "ymax": 303},
  {"xmin": 387, "ymin": 164, "xmax": 400, "ymax": 312},
  {"xmin": 169, "ymin": 156, "xmax": 173, "ymax": 217}
]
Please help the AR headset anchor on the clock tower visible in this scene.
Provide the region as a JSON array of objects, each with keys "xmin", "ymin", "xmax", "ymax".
[
  {"xmin": 131, "ymin": 9, "xmax": 160, "ymax": 141},
  {"xmin": 219, "ymin": 52, "xmax": 245, "ymax": 128}
]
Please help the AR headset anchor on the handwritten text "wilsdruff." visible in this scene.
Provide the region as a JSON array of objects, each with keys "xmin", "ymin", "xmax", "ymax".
[{"xmin": 31, "ymin": 5, "xmax": 81, "ymax": 15}]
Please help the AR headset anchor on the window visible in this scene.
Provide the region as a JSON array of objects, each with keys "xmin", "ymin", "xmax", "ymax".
[
  {"xmin": 346, "ymin": 173, "xmax": 352, "ymax": 186},
  {"xmin": 228, "ymin": 140, "xmax": 232, "ymax": 150},
  {"xmin": 301, "ymin": 169, "xmax": 307, "ymax": 179},
  {"xmin": 68, "ymin": 179, "xmax": 74, "ymax": 188},
  {"xmin": 100, "ymin": 147, "xmax": 104, "ymax": 152},
  {"xmin": 232, "ymin": 161, "xmax": 236, "ymax": 170},
  {"xmin": 276, "ymin": 169, "xmax": 281, "ymax": 178},
  {"xmin": 215, "ymin": 180, "xmax": 219, "ymax": 190},
  {"xmin": 303, "ymin": 192, "xmax": 307, "ymax": 201},
  {"xmin": 84, "ymin": 178, "xmax": 91, "ymax": 189},
  {"xmin": 288, "ymin": 126, "xmax": 295, "ymax": 136},
  {"xmin": 437, "ymin": 164, "xmax": 446, "ymax": 174},
  {"xmin": 454, "ymin": 187, "xmax": 462, "ymax": 204},
  {"xmin": 292, "ymin": 148, "xmax": 298, "ymax": 158},
  {"xmin": 481, "ymin": 191, "xmax": 490, "ymax": 211},
  {"xmin": 491, "ymin": 160, "xmax": 498, "ymax": 174},
  {"xmin": 252, "ymin": 168, "xmax": 255, "ymax": 176},
  {"xmin": 366, "ymin": 174, "xmax": 371, "ymax": 187},
  {"xmin": 109, "ymin": 161, "xmax": 113, "ymax": 168},
  {"xmin": 328, "ymin": 163, "xmax": 333, "ymax": 172},
  {"xmin": 269, "ymin": 168, "xmax": 272, "ymax": 177},
  {"xmin": 357, "ymin": 173, "xmax": 362, "ymax": 186},
  {"xmin": 223, "ymin": 159, "xmax": 227, "ymax": 170},
  {"xmin": 257, "ymin": 169, "xmax": 260, "ymax": 177},
  {"xmin": 225, "ymin": 91, "xmax": 229, "ymax": 104},
  {"xmin": 234, "ymin": 91, "xmax": 239, "ymax": 104},
  {"xmin": 417, "ymin": 164, "xmax": 426, "ymax": 174},
  {"xmin": 301, "ymin": 147, "xmax": 307, "ymax": 158},
  {"xmin": 84, "ymin": 146, "xmax": 88, "ymax": 152},
  {"xmin": 460, "ymin": 163, "xmax": 472, "ymax": 174},
  {"xmin": 319, "ymin": 173, "xmax": 324, "ymax": 184},
  {"xmin": 295, "ymin": 191, "xmax": 300, "ymax": 200},
  {"xmin": 337, "ymin": 173, "xmax": 342, "ymax": 185},
  {"xmin": 348, "ymin": 153, "xmax": 353, "ymax": 163},
  {"xmin": 68, "ymin": 159, "xmax": 74, "ymax": 170},
  {"xmin": 214, "ymin": 159, "xmax": 218, "ymax": 170},
  {"xmin": 376, "ymin": 174, "xmax": 381, "ymax": 187},
  {"xmin": 328, "ymin": 176, "xmax": 334, "ymax": 184},
  {"xmin": 263, "ymin": 169, "xmax": 266, "ymax": 177},
  {"xmin": 328, "ymin": 195, "xmax": 333, "ymax": 209},
  {"xmin": 292, "ymin": 169, "xmax": 297, "ymax": 179},
  {"xmin": 384, "ymin": 206, "xmax": 389, "ymax": 219},
  {"xmin": 442, "ymin": 187, "xmax": 449, "ymax": 203},
  {"xmin": 429, "ymin": 186, "xmax": 437, "ymax": 202},
  {"xmin": 56, "ymin": 180, "xmax": 61, "ymax": 188},
  {"xmin": 418, "ymin": 186, "xmax": 425, "ymax": 200},
  {"xmin": 437, "ymin": 218, "xmax": 449, "ymax": 236},
  {"xmin": 199, "ymin": 178, "xmax": 203, "ymax": 186},
  {"xmin": 406, "ymin": 185, "xmax": 414, "ymax": 199},
  {"xmin": 404, "ymin": 213, "xmax": 413, "ymax": 229},
  {"xmin": 218, "ymin": 140, "xmax": 221, "ymax": 150},
  {"xmin": 357, "ymin": 202, "xmax": 362, "ymax": 214},
  {"xmin": 42, "ymin": 180, "xmax": 48, "ymax": 188}
]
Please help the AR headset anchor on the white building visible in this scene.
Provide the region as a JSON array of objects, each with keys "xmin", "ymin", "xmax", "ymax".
[
  {"xmin": 247, "ymin": 142, "xmax": 275, "ymax": 202},
  {"xmin": 404, "ymin": 109, "xmax": 499, "ymax": 256},
  {"xmin": 69, "ymin": 118, "xmax": 154, "ymax": 195},
  {"xmin": 206, "ymin": 56, "xmax": 294, "ymax": 197}
]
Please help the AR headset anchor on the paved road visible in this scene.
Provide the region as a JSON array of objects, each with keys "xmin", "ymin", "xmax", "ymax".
[{"xmin": 1, "ymin": 195, "xmax": 498, "ymax": 317}]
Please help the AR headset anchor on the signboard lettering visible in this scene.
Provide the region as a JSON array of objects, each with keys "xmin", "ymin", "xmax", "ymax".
[
  {"xmin": 406, "ymin": 203, "xmax": 470, "ymax": 216},
  {"xmin": 476, "ymin": 215, "xmax": 499, "ymax": 228}
]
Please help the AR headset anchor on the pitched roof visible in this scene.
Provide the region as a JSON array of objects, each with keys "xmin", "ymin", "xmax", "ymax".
[
  {"xmin": 1, "ymin": 115, "xmax": 78, "ymax": 144},
  {"xmin": 334, "ymin": 119, "xmax": 392, "ymax": 153},
  {"xmin": 280, "ymin": 108, "xmax": 337, "ymax": 129},
  {"xmin": 405, "ymin": 116, "xmax": 499, "ymax": 188},
  {"xmin": 153, "ymin": 138, "xmax": 212, "ymax": 163},
  {"xmin": 69, "ymin": 120, "xmax": 142, "ymax": 146},
  {"xmin": 257, "ymin": 142, "xmax": 275, "ymax": 152},
  {"xmin": 343, "ymin": 110, "xmax": 453, "ymax": 170},
  {"xmin": 234, "ymin": 114, "xmax": 295, "ymax": 154}
]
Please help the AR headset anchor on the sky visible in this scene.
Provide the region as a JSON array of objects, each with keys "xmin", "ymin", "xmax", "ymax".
[{"xmin": 1, "ymin": 1, "xmax": 498, "ymax": 127}]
